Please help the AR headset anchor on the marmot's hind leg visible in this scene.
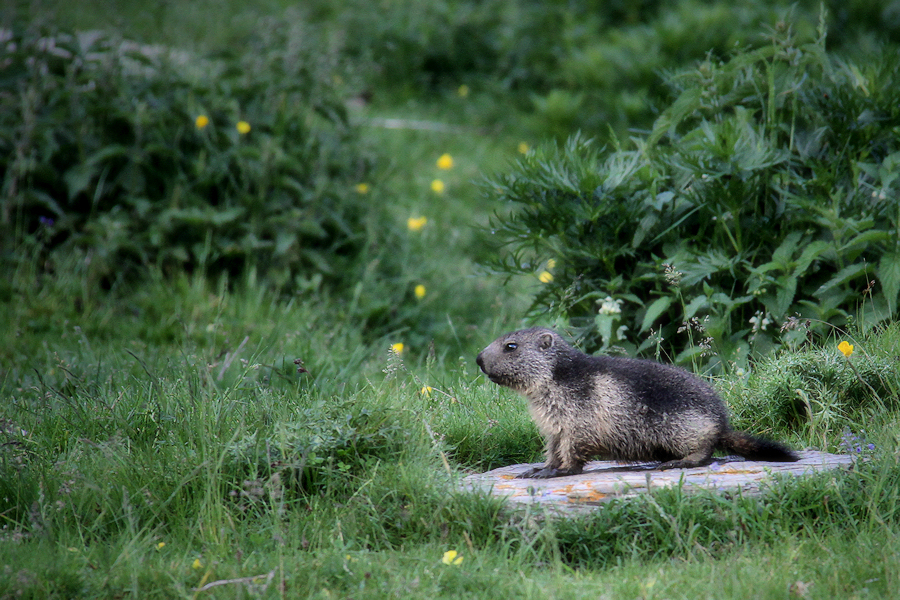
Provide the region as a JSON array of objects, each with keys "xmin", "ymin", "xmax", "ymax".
[
  {"xmin": 516, "ymin": 464, "xmax": 584, "ymax": 479},
  {"xmin": 515, "ymin": 466, "xmax": 545, "ymax": 478},
  {"xmin": 657, "ymin": 445, "xmax": 715, "ymax": 470}
]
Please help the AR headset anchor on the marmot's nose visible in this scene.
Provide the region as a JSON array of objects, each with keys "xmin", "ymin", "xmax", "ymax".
[{"xmin": 476, "ymin": 353, "xmax": 485, "ymax": 371}]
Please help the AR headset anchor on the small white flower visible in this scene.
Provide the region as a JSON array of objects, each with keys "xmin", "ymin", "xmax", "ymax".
[
  {"xmin": 598, "ymin": 296, "xmax": 622, "ymax": 315},
  {"xmin": 749, "ymin": 311, "xmax": 771, "ymax": 333}
]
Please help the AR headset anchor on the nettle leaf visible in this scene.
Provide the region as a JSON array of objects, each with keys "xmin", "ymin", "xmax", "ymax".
[
  {"xmin": 770, "ymin": 231, "xmax": 804, "ymax": 268},
  {"xmin": 793, "ymin": 241, "xmax": 830, "ymax": 276},
  {"xmin": 640, "ymin": 296, "xmax": 673, "ymax": 333},
  {"xmin": 64, "ymin": 164, "xmax": 97, "ymax": 201},
  {"xmin": 840, "ymin": 230, "xmax": 891, "ymax": 253},
  {"xmin": 861, "ymin": 294, "xmax": 893, "ymax": 327},
  {"xmin": 815, "ymin": 263, "xmax": 871, "ymax": 296},
  {"xmin": 274, "ymin": 231, "xmax": 297, "ymax": 256},
  {"xmin": 878, "ymin": 252, "xmax": 900, "ymax": 312},
  {"xmin": 647, "ymin": 87, "xmax": 702, "ymax": 147},
  {"xmin": 684, "ymin": 295, "xmax": 708, "ymax": 320},
  {"xmin": 773, "ymin": 276, "xmax": 798, "ymax": 317}
]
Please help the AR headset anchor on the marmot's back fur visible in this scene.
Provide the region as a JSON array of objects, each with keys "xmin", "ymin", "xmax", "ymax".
[{"xmin": 476, "ymin": 327, "xmax": 798, "ymax": 479}]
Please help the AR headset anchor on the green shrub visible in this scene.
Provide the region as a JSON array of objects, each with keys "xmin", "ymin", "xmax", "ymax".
[
  {"xmin": 311, "ymin": 0, "xmax": 900, "ymax": 139},
  {"xmin": 480, "ymin": 23, "xmax": 900, "ymax": 370},
  {"xmin": 0, "ymin": 21, "xmax": 377, "ymax": 290}
]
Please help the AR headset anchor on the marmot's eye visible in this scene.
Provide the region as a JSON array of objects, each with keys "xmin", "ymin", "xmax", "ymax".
[{"xmin": 503, "ymin": 342, "xmax": 518, "ymax": 352}]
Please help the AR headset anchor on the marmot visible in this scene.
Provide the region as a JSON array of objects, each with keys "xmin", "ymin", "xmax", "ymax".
[{"xmin": 476, "ymin": 327, "xmax": 798, "ymax": 479}]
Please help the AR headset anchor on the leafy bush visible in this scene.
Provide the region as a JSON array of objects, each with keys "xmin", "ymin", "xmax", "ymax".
[
  {"xmin": 0, "ymin": 21, "xmax": 377, "ymax": 290},
  {"xmin": 529, "ymin": 0, "xmax": 900, "ymax": 138},
  {"xmin": 311, "ymin": 0, "xmax": 900, "ymax": 139},
  {"xmin": 480, "ymin": 22, "xmax": 900, "ymax": 370}
]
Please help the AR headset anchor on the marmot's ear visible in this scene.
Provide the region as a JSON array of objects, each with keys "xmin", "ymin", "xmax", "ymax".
[{"xmin": 538, "ymin": 333, "xmax": 553, "ymax": 350}]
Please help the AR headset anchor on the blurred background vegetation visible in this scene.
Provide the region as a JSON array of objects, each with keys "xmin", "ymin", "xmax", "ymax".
[
  {"xmin": 5, "ymin": 0, "xmax": 900, "ymax": 369},
  {"xmin": 4, "ymin": 1, "xmax": 900, "ymax": 597}
]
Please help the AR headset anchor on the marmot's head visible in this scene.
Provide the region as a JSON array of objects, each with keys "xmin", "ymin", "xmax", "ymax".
[{"xmin": 476, "ymin": 327, "xmax": 569, "ymax": 393}]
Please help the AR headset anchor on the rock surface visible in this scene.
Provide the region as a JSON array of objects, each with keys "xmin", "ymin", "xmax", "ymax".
[{"xmin": 462, "ymin": 450, "xmax": 854, "ymax": 512}]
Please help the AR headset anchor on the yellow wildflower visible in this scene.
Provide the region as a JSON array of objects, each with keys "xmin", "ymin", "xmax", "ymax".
[
  {"xmin": 431, "ymin": 179, "xmax": 445, "ymax": 194},
  {"xmin": 355, "ymin": 183, "xmax": 370, "ymax": 194},
  {"xmin": 436, "ymin": 153, "xmax": 454, "ymax": 170},
  {"xmin": 236, "ymin": 121, "xmax": 251, "ymax": 134},
  {"xmin": 407, "ymin": 216, "xmax": 427, "ymax": 231},
  {"xmin": 192, "ymin": 558, "xmax": 203, "ymax": 570},
  {"xmin": 421, "ymin": 386, "xmax": 433, "ymax": 396},
  {"xmin": 156, "ymin": 542, "xmax": 166, "ymax": 550},
  {"xmin": 391, "ymin": 343, "xmax": 405, "ymax": 355},
  {"xmin": 441, "ymin": 550, "xmax": 463, "ymax": 565},
  {"xmin": 518, "ymin": 141, "xmax": 530, "ymax": 154},
  {"xmin": 838, "ymin": 341, "xmax": 854, "ymax": 358},
  {"xmin": 457, "ymin": 84, "xmax": 470, "ymax": 98},
  {"xmin": 547, "ymin": 259, "xmax": 556, "ymax": 269},
  {"xmin": 414, "ymin": 284, "xmax": 426, "ymax": 299},
  {"xmin": 195, "ymin": 115, "xmax": 209, "ymax": 130},
  {"xmin": 538, "ymin": 271, "xmax": 554, "ymax": 283}
]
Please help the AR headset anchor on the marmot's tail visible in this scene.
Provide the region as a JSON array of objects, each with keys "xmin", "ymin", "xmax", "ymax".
[{"xmin": 720, "ymin": 430, "xmax": 799, "ymax": 462}]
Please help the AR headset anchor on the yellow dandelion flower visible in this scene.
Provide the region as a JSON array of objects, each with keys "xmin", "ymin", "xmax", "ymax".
[
  {"xmin": 236, "ymin": 121, "xmax": 251, "ymax": 134},
  {"xmin": 192, "ymin": 558, "xmax": 203, "ymax": 570},
  {"xmin": 838, "ymin": 341, "xmax": 854, "ymax": 357},
  {"xmin": 518, "ymin": 141, "xmax": 530, "ymax": 154},
  {"xmin": 431, "ymin": 179, "xmax": 445, "ymax": 194},
  {"xmin": 391, "ymin": 343, "xmax": 405, "ymax": 355},
  {"xmin": 414, "ymin": 284, "xmax": 426, "ymax": 299},
  {"xmin": 195, "ymin": 115, "xmax": 209, "ymax": 130},
  {"xmin": 538, "ymin": 271, "xmax": 554, "ymax": 283},
  {"xmin": 355, "ymin": 183, "xmax": 370, "ymax": 194},
  {"xmin": 407, "ymin": 216, "xmax": 427, "ymax": 231},
  {"xmin": 441, "ymin": 550, "xmax": 463, "ymax": 565},
  {"xmin": 156, "ymin": 542, "xmax": 166, "ymax": 550},
  {"xmin": 458, "ymin": 84, "xmax": 470, "ymax": 98},
  {"xmin": 436, "ymin": 153, "xmax": 454, "ymax": 170},
  {"xmin": 421, "ymin": 386, "xmax": 433, "ymax": 396}
]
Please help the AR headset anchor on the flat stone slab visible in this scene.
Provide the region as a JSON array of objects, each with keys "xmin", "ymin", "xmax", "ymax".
[{"xmin": 462, "ymin": 450, "xmax": 854, "ymax": 511}]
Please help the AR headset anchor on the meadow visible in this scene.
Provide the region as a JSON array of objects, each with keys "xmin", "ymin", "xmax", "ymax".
[{"xmin": 3, "ymin": 1, "xmax": 900, "ymax": 598}]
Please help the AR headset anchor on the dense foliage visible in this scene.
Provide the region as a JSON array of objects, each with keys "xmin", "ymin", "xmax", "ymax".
[
  {"xmin": 481, "ymin": 24, "xmax": 900, "ymax": 370},
  {"xmin": 0, "ymin": 22, "xmax": 376, "ymax": 290},
  {"xmin": 313, "ymin": 0, "xmax": 900, "ymax": 138}
]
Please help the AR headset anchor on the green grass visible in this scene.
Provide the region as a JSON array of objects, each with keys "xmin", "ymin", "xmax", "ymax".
[
  {"xmin": 4, "ymin": 266, "xmax": 900, "ymax": 598},
  {"xmin": 3, "ymin": 1, "xmax": 900, "ymax": 598}
]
